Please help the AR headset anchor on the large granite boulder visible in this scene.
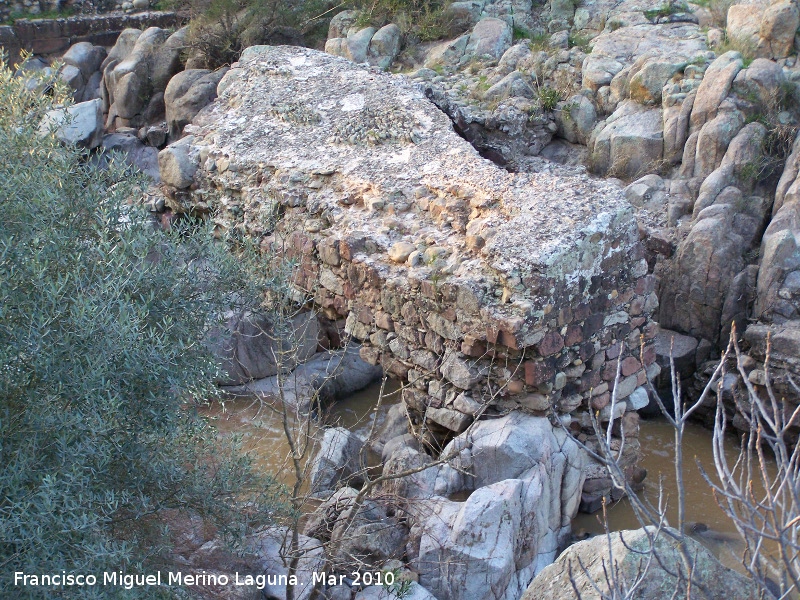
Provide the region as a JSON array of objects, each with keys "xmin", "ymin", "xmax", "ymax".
[
  {"xmin": 755, "ymin": 130, "xmax": 800, "ymax": 323},
  {"xmin": 39, "ymin": 98, "xmax": 104, "ymax": 149},
  {"xmin": 102, "ymin": 132, "xmax": 160, "ymax": 180},
  {"xmin": 589, "ymin": 101, "xmax": 664, "ymax": 178},
  {"xmin": 402, "ymin": 412, "xmax": 585, "ymax": 600},
  {"xmin": 164, "ymin": 68, "xmax": 229, "ymax": 141},
  {"xmin": 309, "ymin": 427, "xmax": 364, "ymax": 493},
  {"xmin": 102, "ymin": 26, "xmax": 187, "ymax": 130},
  {"xmin": 523, "ymin": 527, "xmax": 759, "ymax": 599},
  {"xmin": 727, "ymin": 0, "xmax": 799, "ymax": 60},
  {"xmin": 582, "ymin": 23, "xmax": 706, "ymax": 98},
  {"xmin": 208, "ymin": 311, "xmax": 320, "ymax": 386}
]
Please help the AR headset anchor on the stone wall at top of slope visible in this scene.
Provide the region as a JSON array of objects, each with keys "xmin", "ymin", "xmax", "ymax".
[{"xmin": 160, "ymin": 45, "xmax": 658, "ymax": 455}]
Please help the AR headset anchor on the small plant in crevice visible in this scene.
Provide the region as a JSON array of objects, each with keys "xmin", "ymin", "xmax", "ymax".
[
  {"xmin": 716, "ymin": 32, "xmax": 757, "ymax": 67},
  {"xmin": 513, "ymin": 27, "xmax": 550, "ymax": 51},
  {"xmin": 567, "ymin": 32, "xmax": 592, "ymax": 53},
  {"xmin": 643, "ymin": 1, "xmax": 687, "ymax": 20},
  {"xmin": 537, "ymin": 85, "xmax": 561, "ymax": 111}
]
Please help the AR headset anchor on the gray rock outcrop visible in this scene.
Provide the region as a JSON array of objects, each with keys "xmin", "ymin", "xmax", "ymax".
[
  {"xmin": 523, "ymin": 526, "xmax": 759, "ymax": 599},
  {"xmin": 406, "ymin": 412, "xmax": 585, "ymax": 600},
  {"xmin": 309, "ymin": 427, "xmax": 364, "ymax": 493},
  {"xmin": 209, "ymin": 311, "xmax": 320, "ymax": 386},
  {"xmin": 39, "ymin": 98, "xmax": 104, "ymax": 149},
  {"xmin": 164, "ymin": 68, "xmax": 229, "ymax": 141},
  {"xmin": 102, "ymin": 26, "xmax": 187, "ymax": 130}
]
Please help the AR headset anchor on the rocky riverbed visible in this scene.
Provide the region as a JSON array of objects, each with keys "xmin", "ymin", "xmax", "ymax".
[{"xmin": 15, "ymin": 0, "xmax": 800, "ymax": 595}]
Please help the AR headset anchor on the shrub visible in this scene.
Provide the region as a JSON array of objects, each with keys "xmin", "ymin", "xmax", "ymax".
[
  {"xmin": 352, "ymin": 0, "xmax": 453, "ymax": 42},
  {"xmin": 0, "ymin": 58, "xmax": 286, "ymax": 598},
  {"xmin": 174, "ymin": 0, "xmax": 336, "ymax": 68},
  {"xmin": 537, "ymin": 85, "xmax": 561, "ymax": 111},
  {"xmin": 717, "ymin": 33, "xmax": 758, "ymax": 67}
]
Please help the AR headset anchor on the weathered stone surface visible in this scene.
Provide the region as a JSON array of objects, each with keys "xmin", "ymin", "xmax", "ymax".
[
  {"xmin": 224, "ymin": 345, "xmax": 382, "ymax": 411},
  {"xmin": 407, "ymin": 412, "xmax": 584, "ymax": 600},
  {"xmin": 58, "ymin": 64, "xmax": 85, "ymax": 101},
  {"xmin": 102, "ymin": 132, "xmax": 160, "ymax": 180},
  {"xmin": 103, "ymin": 26, "xmax": 187, "ymax": 129},
  {"xmin": 330, "ymin": 497, "xmax": 407, "ymax": 569},
  {"xmin": 556, "ymin": 94, "xmax": 597, "ymax": 145},
  {"xmin": 209, "ymin": 311, "xmax": 319, "ymax": 385},
  {"xmin": 440, "ymin": 351, "xmax": 480, "ymax": 389},
  {"xmin": 328, "ymin": 10, "xmax": 359, "ymax": 39},
  {"xmin": 751, "ymin": 129, "xmax": 800, "ymax": 326},
  {"xmin": 582, "ymin": 24, "xmax": 706, "ymax": 96},
  {"xmin": 410, "ymin": 478, "xmax": 545, "ymax": 600},
  {"xmin": 426, "ymin": 405, "xmax": 472, "ymax": 432},
  {"xmin": 687, "ymin": 108, "xmax": 744, "ymax": 180},
  {"xmin": 367, "ymin": 24, "xmax": 401, "ymax": 70},
  {"xmin": 164, "ymin": 68, "xmax": 228, "ymax": 141},
  {"xmin": 62, "ymin": 41, "xmax": 106, "ymax": 79},
  {"xmin": 249, "ymin": 527, "xmax": 324, "ymax": 600},
  {"xmin": 727, "ymin": 0, "xmax": 799, "ymax": 60},
  {"xmin": 309, "ymin": 427, "xmax": 364, "ymax": 492},
  {"xmin": 39, "ymin": 98, "xmax": 103, "ymax": 149},
  {"xmin": 759, "ymin": 0, "xmax": 799, "ymax": 59},
  {"xmin": 690, "ymin": 51, "xmax": 742, "ymax": 132},
  {"xmin": 424, "ymin": 34, "xmax": 470, "ymax": 68},
  {"xmin": 325, "ymin": 27, "xmax": 377, "ymax": 64},
  {"xmin": 523, "ymin": 526, "xmax": 759, "ymax": 600},
  {"xmin": 628, "ymin": 59, "xmax": 682, "ymax": 105},
  {"xmin": 589, "ymin": 101, "xmax": 663, "ymax": 178},
  {"xmin": 388, "ymin": 241, "xmax": 416, "ymax": 263},
  {"xmin": 465, "ymin": 17, "xmax": 512, "ymax": 60},
  {"xmin": 658, "ymin": 208, "xmax": 747, "ymax": 344},
  {"xmin": 654, "ymin": 328, "xmax": 698, "ymax": 379},
  {"xmin": 158, "ymin": 135, "xmax": 198, "ymax": 189},
  {"xmin": 732, "ymin": 58, "xmax": 784, "ymax": 108},
  {"xmin": 483, "ymin": 70, "xmax": 535, "ymax": 101}
]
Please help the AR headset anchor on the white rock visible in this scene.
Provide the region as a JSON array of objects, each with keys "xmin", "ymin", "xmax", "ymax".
[{"xmin": 39, "ymin": 99, "xmax": 103, "ymax": 149}]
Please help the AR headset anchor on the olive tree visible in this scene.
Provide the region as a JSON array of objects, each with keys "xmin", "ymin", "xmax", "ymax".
[{"xmin": 0, "ymin": 59, "xmax": 285, "ymax": 598}]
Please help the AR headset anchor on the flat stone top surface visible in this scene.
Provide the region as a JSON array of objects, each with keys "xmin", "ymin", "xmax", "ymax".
[{"xmin": 189, "ymin": 45, "xmax": 635, "ymax": 294}]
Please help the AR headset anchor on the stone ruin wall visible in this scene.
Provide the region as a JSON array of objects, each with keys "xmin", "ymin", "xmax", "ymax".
[
  {"xmin": 159, "ymin": 45, "xmax": 661, "ymax": 502},
  {"xmin": 0, "ymin": 0, "xmax": 139, "ymax": 23},
  {"xmin": 0, "ymin": 11, "xmax": 183, "ymax": 62}
]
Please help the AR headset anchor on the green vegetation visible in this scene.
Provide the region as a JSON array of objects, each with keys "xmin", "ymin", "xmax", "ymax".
[
  {"xmin": 537, "ymin": 85, "xmax": 561, "ymax": 111},
  {"xmin": 513, "ymin": 27, "xmax": 550, "ymax": 51},
  {"xmin": 739, "ymin": 81, "xmax": 798, "ymax": 186},
  {"xmin": 2, "ymin": 6, "xmax": 74, "ymax": 24},
  {"xmin": 0, "ymin": 59, "xmax": 286, "ymax": 598},
  {"xmin": 643, "ymin": 2, "xmax": 686, "ymax": 20},
  {"xmin": 175, "ymin": 0, "xmax": 453, "ymax": 68},
  {"xmin": 354, "ymin": 0, "xmax": 453, "ymax": 42},
  {"xmin": 716, "ymin": 32, "xmax": 757, "ymax": 67},
  {"xmin": 567, "ymin": 32, "xmax": 592, "ymax": 53},
  {"xmin": 166, "ymin": 0, "xmax": 336, "ymax": 68}
]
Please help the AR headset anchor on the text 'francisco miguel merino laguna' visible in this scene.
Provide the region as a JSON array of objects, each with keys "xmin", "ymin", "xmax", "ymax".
[
  {"xmin": 14, "ymin": 571, "xmax": 298, "ymax": 590},
  {"xmin": 14, "ymin": 570, "xmax": 396, "ymax": 590}
]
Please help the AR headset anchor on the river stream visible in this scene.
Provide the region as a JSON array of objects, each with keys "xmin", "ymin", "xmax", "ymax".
[{"xmin": 203, "ymin": 382, "xmax": 764, "ymax": 573}]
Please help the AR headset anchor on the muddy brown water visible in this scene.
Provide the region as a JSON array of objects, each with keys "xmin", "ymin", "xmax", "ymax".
[
  {"xmin": 573, "ymin": 418, "xmax": 749, "ymax": 570},
  {"xmin": 200, "ymin": 380, "xmax": 402, "ymax": 488},
  {"xmin": 203, "ymin": 383, "xmax": 769, "ymax": 573}
]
